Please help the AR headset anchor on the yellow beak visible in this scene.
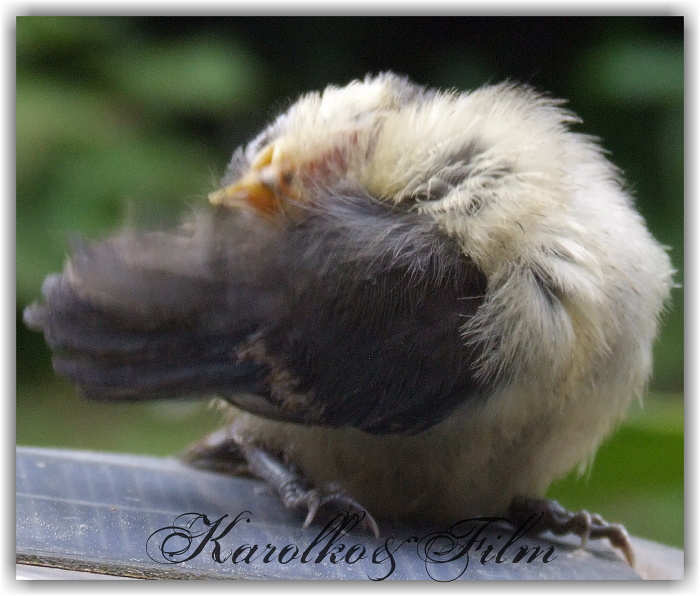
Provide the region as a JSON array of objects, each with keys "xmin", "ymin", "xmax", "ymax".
[
  {"xmin": 208, "ymin": 170, "xmax": 279, "ymax": 215},
  {"xmin": 209, "ymin": 142, "xmax": 293, "ymax": 215}
]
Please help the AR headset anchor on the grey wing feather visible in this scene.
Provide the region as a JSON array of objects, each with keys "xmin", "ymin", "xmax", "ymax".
[{"xmin": 23, "ymin": 210, "xmax": 278, "ymax": 404}]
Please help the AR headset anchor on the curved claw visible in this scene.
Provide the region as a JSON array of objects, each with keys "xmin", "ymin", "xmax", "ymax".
[
  {"xmin": 319, "ymin": 489, "xmax": 380, "ymax": 538},
  {"xmin": 302, "ymin": 489, "xmax": 321, "ymax": 528},
  {"xmin": 508, "ymin": 496, "xmax": 635, "ymax": 567},
  {"xmin": 362, "ymin": 510, "xmax": 381, "ymax": 538},
  {"xmin": 296, "ymin": 484, "xmax": 380, "ymax": 538},
  {"xmin": 589, "ymin": 520, "xmax": 635, "ymax": 567}
]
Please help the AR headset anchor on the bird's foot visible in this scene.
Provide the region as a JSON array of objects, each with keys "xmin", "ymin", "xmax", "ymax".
[
  {"xmin": 181, "ymin": 426, "xmax": 250, "ymax": 475},
  {"xmin": 507, "ymin": 496, "xmax": 635, "ymax": 567},
  {"xmin": 181, "ymin": 427, "xmax": 379, "ymax": 537},
  {"xmin": 241, "ymin": 443, "xmax": 380, "ymax": 537},
  {"xmin": 277, "ymin": 479, "xmax": 380, "ymax": 537}
]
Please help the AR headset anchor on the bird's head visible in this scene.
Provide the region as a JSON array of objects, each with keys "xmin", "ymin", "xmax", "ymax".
[
  {"xmin": 207, "ymin": 72, "xmax": 593, "ymax": 276},
  {"xmin": 208, "ymin": 73, "xmax": 418, "ymax": 216}
]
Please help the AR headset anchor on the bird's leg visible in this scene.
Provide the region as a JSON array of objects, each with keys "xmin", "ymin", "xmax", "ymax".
[
  {"xmin": 507, "ymin": 496, "xmax": 635, "ymax": 567},
  {"xmin": 182, "ymin": 428, "xmax": 379, "ymax": 537},
  {"xmin": 241, "ymin": 443, "xmax": 380, "ymax": 537}
]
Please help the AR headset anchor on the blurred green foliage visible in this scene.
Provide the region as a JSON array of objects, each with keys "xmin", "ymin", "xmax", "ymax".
[{"xmin": 16, "ymin": 17, "xmax": 683, "ymax": 547}]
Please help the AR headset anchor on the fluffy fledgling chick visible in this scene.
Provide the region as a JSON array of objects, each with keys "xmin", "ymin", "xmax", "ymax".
[{"xmin": 25, "ymin": 73, "xmax": 673, "ymax": 565}]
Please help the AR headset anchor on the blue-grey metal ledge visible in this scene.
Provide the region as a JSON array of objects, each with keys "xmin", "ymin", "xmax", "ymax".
[{"xmin": 16, "ymin": 446, "xmax": 682, "ymax": 580}]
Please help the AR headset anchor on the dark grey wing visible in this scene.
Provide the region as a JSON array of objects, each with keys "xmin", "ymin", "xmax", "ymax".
[
  {"xmin": 24, "ymin": 196, "xmax": 492, "ymax": 434},
  {"xmin": 240, "ymin": 193, "xmax": 492, "ymax": 434}
]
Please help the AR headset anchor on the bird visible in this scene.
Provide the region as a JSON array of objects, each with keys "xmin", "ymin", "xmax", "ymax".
[{"xmin": 24, "ymin": 72, "xmax": 673, "ymax": 566}]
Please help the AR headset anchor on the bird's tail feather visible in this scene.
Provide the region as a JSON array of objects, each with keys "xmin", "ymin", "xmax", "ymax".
[{"xmin": 23, "ymin": 216, "xmax": 268, "ymax": 401}]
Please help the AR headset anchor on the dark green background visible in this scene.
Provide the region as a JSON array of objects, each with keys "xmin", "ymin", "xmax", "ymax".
[{"xmin": 16, "ymin": 17, "xmax": 683, "ymax": 547}]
